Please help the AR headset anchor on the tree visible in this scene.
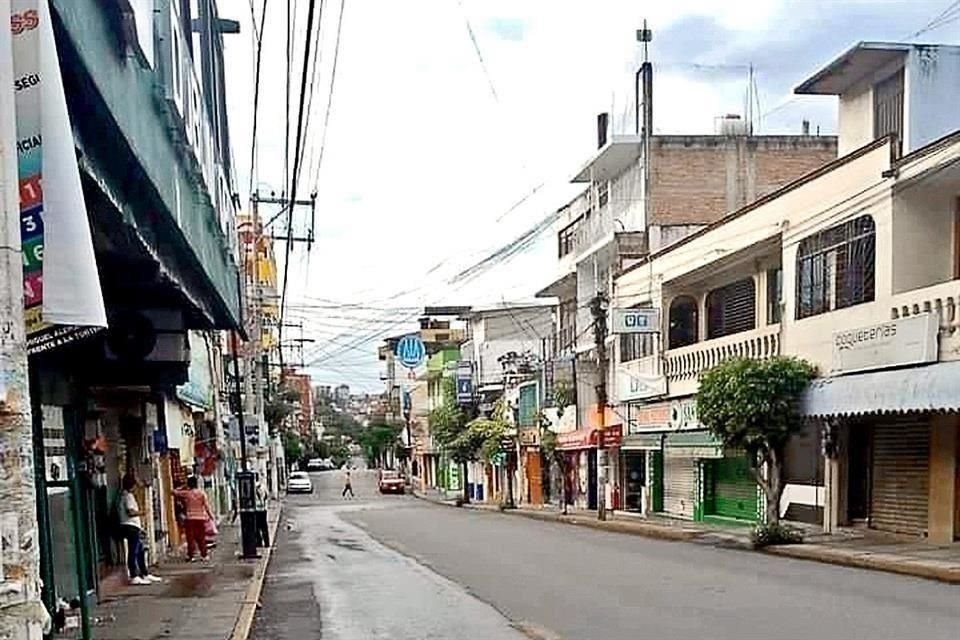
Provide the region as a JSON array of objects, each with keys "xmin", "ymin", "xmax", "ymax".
[
  {"xmin": 358, "ymin": 421, "xmax": 402, "ymax": 468},
  {"xmin": 264, "ymin": 384, "xmax": 300, "ymax": 434},
  {"xmin": 429, "ymin": 377, "xmax": 471, "ymax": 501},
  {"xmin": 696, "ymin": 356, "xmax": 816, "ymax": 525}
]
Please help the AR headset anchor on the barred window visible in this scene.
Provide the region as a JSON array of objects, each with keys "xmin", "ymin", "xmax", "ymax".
[
  {"xmin": 706, "ymin": 278, "xmax": 756, "ymax": 339},
  {"xmin": 620, "ymin": 333, "xmax": 656, "ymax": 363},
  {"xmin": 796, "ymin": 215, "xmax": 875, "ymax": 319},
  {"xmin": 668, "ymin": 296, "xmax": 699, "ymax": 349}
]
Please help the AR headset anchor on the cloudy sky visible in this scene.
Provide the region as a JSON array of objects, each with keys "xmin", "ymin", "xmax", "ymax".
[{"xmin": 221, "ymin": 0, "xmax": 960, "ymax": 391}]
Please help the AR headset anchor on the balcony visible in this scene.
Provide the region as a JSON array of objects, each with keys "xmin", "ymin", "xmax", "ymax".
[
  {"xmin": 890, "ymin": 279, "xmax": 960, "ymax": 358},
  {"xmin": 664, "ymin": 325, "xmax": 781, "ymax": 388}
]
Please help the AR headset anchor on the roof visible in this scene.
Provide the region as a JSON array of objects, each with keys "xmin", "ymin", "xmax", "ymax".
[
  {"xmin": 795, "ymin": 41, "xmax": 914, "ymax": 95},
  {"xmin": 572, "ymin": 135, "xmax": 643, "ymax": 183},
  {"xmin": 464, "ymin": 300, "xmax": 556, "ymax": 318},
  {"xmin": 801, "ymin": 361, "xmax": 960, "ymax": 418}
]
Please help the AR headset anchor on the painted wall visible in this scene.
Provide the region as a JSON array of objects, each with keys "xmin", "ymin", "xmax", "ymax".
[
  {"xmin": 906, "ymin": 46, "xmax": 960, "ymax": 154},
  {"xmin": 892, "ymin": 182, "xmax": 955, "ymax": 294},
  {"xmin": 838, "ymin": 84, "xmax": 874, "ymax": 156}
]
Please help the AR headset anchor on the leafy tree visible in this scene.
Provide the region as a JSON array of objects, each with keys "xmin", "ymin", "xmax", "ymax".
[
  {"xmin": 358, "ymin": 421, "xmax": 402, "ymax": 468},
  {"xmin": 429, "ymin": 377, "xmax": 470, "ymax": 501},
  {"xmin": 282, "ymin": 430, "xmax": 305, "ymax": 467},
  {"xmin": 264, "ymin": 384, "xmax": 300, "ymax": 434},
  {"xmin": 696, "ymin": 356, "xmax": 816, "ymax": 524}
]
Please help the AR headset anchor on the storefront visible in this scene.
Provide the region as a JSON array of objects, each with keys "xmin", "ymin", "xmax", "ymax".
[
  {"xmin": 802, "ymin": 317, "xmax": 960, "ymax": 541},
  {"xmin": 519, "ymin": 428, "xmax": 543, "ymax": 506},
  {"xmin": 620, "ymin": 403, "xmax": 671, "ymax": 514},
  {"xmin": 556, "ymin": 429, "xmax": 597, "ymax": 510},
  {"xmin": 701, "ymin": 453, "xmax": 758, "ymax": 522}
]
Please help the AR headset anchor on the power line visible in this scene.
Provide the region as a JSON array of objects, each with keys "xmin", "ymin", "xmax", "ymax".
[
  {"xmin": 310, "ymin": 0, "xmax": 347, "ymax": 192},
  {"xmin": 455, "ymin": 0, "xmax": 499, "ymax": 104},
  {"xmin": 280, "ymin": 0, "xmax": 321, "ymax": 349},
  {"xmin": 905, "ymin": 0, "xmax": 960, "ymax": 39},
  {"xmin": 246, "ymin": 0, "xmax": 269, "ymax": 198}
]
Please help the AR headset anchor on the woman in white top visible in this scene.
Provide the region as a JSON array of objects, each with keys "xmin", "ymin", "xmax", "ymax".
[{"xmin": 119, "ymin": 473, "xmax": 161, "ymax": 585}]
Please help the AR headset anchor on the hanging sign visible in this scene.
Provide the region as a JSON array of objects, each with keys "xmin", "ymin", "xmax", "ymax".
[
  {"xmin": 611, "ymin": 308, "xmax": 660, "ymax": 334},
  {"xmin": 395, "ymin": 334, "xmax": 426, "ymax": 369},
  {"xmin": 10, "ymin": 0, "xmax": 106, "ymax": 353}
]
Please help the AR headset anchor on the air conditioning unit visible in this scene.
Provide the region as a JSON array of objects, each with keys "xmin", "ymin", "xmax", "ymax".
[{"xmin": 104, "ymin": 308, "xmax": 189, "ymax": 364}]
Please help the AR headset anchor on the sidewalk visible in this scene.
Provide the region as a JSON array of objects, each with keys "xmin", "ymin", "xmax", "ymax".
[
  {"xmin": 413, "ymin": 489, "xmax": 960, "ymax": 584},
  {"xmin": 88, "ymin": 504, "xmax": 282, "ymax": 640}
]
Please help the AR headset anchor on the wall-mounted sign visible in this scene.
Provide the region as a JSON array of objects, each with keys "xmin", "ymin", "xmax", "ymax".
[
  {"xmin": 627, "ymin": 402, "xmax": 670, "ymax": 434},
  {"xmin": 669, "ymin": 398, "xmax": 699, "ymax": 431},
  {"xmin": 456, "ymin": 362, "xmax": 473, "ymax": 404},
  {"xmin": 600, "ymin": 425, "xmax": 622, "ymax": 448},
  {"xmin": 611, "ymin": 308, "xmax": 660, "ymax": 334},
  {"xmin": 518, "ymin": 428, "xmax": 540, "ymax": 447},
  {"xmin": 395, "ymin": 334, "xmax": 426, "ymax": 369},
  {"xmin": 831, "ymin": 313, "xmax": 938, "ymax": 375},
  {"xmin": 616, "ymin": 363, "xmax": 666, "ymax": 402}
]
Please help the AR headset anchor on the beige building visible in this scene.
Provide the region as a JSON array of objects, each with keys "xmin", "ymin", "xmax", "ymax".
[{"xmin": 614, "ymin": 42, "xmax": 960, "ymax": 541}]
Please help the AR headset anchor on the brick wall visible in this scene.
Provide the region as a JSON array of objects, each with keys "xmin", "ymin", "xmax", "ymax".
[{"xmin": 649, "ymin": 136, "xmax": 838, "ymax": 226}]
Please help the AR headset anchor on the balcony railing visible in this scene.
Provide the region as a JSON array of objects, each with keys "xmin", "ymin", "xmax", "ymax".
[
  {"xmin": 664, "ymin": 325, "xmax": 781, "ymax": 381},
  {"xmin": 890, "ymin": 279, "xmax": 960, "ymax": 335}
]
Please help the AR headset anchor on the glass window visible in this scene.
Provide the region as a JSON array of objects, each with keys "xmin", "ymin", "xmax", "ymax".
[
  {"xmin": 796, "ymin": 215, "xmax": 875, "ymax": 319},
  {"xmin": 706, "ymin": 278, "xmax": 757, "ymax": 339},
  {"xmin": 668, "ymin": 296, "xmax": 699, "ymax": 349}
]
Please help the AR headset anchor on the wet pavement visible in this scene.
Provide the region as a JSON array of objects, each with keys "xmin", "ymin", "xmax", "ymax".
[{"xmin": 250, "ymin": 469, "xmax": 524, "ymax": 640}]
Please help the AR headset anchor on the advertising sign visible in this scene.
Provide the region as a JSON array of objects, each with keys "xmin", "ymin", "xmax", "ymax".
[
  {"xmin": 10, "ymin": 0, "xmax": 106, "ymax": 353},
  {"xmin": 611, "ymin": 308, "xmax": 660, "ymax": 334},
  {"xmin": 455, "ymin": 361, "xmax": 473, "ymax": 404},
  {"xmin": 395, "ymin": 334, "xmax": 426, "ymax": 369},
  {"xmin": 616, "ymin": 363, "xmax": 666, "ymax": 402},
  {"xmin": 831, "ymin": 313, "xmax": 938, "ymax": 374}
]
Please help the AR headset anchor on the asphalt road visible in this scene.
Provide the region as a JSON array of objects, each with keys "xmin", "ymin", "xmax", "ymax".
[{"xmin": 254, "ymin": 469, "xmax": 960, "ymax": 640}]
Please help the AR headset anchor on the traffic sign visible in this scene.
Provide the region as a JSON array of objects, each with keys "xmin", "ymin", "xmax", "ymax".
[{"xmin": 395, "ymin": 334, "xmax": 426, "ymax": 369}]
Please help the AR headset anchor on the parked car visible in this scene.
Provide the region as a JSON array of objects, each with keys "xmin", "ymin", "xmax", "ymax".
[
  {"xmin": 287, "ymin": 471, "xmax": 314, "ymax": 494},
  {"xmin": 378, "ymin": 469, "xmax": 404, "ymax": 494},
  {"xmin": 306, "ymin": 458, "xmax": 324, "ymax": 472}
]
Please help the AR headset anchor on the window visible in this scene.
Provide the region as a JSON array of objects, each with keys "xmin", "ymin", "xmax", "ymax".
[
  {"xmin": 558, "ymin": 218, "xmax": 581, "ymax": 258},
  {"xmin": 706, "ymin": 278, "xmax": 756, "ymax": 339},
  {"xmin": 766, "ymin": 267, "xmax": 782, "ymax": 325},
  {"xmin": 598, "ymin": 181, "xmax": 610, "ymax": 209},
  {"xmin": 796, "ymin": 215, "xmax": 875, "ymax": 319},
  {"xmin": 874, "ymin": 70, "xmax": 903, "ymax": 148},
  {"xmin": 620, "ymin": 333, "xmax": 656, "ymax": 363},
  {"xmin": 668, "ymin": 296, "xmax": 699, "ymax": 349}
]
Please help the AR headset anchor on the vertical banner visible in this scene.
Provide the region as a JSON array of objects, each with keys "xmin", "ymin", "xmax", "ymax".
[{"xmin": 12, "ymin": 0, "xmax": 106, "ymax": 353}]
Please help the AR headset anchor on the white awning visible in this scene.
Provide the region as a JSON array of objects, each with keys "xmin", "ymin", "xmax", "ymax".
[{"xmin": 801, "ymin": 361, "xmax": 960, "ymax": 418}]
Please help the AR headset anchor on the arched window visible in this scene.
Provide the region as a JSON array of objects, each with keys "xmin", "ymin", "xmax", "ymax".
[
  {"xmin": 668, "ymin": 296, "xmax": 699, "ymax": 349},
  {"xmin": 796, "ymin": 215, "xmax": 875, "ymax": 319},
  {"xmin": 706, "ymin": 278, "xmax": 757, "ymax": 339}
]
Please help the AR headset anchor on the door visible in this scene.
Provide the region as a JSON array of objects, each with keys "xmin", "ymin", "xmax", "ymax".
[
  {"xmin": 710, "ymin": 456, "xmax": 758, "ymax": 521},
  {"xmin": 524, "ymin": 450, "xmax": 542, "ymax": 505},
  {"xmin": 871, "ymin": 421, "xmax": 929, "ymax": 536},
  {"xmin": 622, "ymin": 452, "xmax": 646, "ymax": 512},
  {"xmin": 847, "ymin": 426, "xmax": 871, "ymax": 522},
  {"xmin": 663, "ymin": 453, "xmax": 697, "ymax": 519},
  {"xmin": 587, "ymin": 450, "xmax": 598, "ymax": 510}
]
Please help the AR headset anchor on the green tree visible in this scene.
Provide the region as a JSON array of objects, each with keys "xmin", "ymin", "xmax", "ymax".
[
  {"xmin": 358, "ymin": 421, "xmax": 403, "ymax": 468},
  {"xmin": 429, "ymin": 377, "xmax": 470, "ymax": 501},
  {"xmin": 696, "ymin": 356, "xmax": 816, "ymax": 524},
  {"xmin": 282, "ymin": 430, "xmax": 305, "ymax": 467},
  {"xmin": 264, "ymin": 384, "xmax": 300, "ymax": 434}
]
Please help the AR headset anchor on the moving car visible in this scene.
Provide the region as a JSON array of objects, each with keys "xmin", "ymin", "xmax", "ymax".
[
  {"xmin": 378, "ymin": 469, "xmax": 404, "ymax": 494},
  {"xmin": 287, "ymin": 471, "xmax": 314, "ymax": 494}
]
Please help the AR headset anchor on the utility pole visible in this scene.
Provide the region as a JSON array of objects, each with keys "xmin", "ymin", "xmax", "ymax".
[
  {"xmin": 0, "ymin": 21, "xmax": 46, "ymax": 633},
  {"xmin": 591, "ymin": 292, "xmax": 609, "ymax": 521}
]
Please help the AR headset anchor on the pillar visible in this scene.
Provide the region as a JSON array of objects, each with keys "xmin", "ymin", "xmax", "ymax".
[{"xmin": 928, "ymin": 414, "xmax": 958, "ymax": 544}]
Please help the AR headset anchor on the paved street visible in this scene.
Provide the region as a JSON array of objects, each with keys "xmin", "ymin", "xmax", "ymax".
[{"xmin": 254, "ymin": 470, "xmax": 959, "ymax": 640}]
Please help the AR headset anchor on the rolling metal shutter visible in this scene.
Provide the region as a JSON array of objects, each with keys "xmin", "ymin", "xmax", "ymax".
[
  {"xmin": 712, "ymin": 456, "xmax": 758, "ymax": 521},
  {"xmin": 663, "ymin": 453, "xmax": 697, "ymax": 519},
  {"xmin": 871, "ymin": 421, "xmax": 929, "ymax": 536}
]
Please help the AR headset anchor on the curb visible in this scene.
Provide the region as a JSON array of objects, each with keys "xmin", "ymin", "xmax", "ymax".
[
  {"xmin": 414, "ymin": 491, "xmax": 960, "ymax": 584},
  {"xmin": 764, "ymin": 544, "xmax": 960, "ymax": 584},
  {"xmin": 229, "ymin": 503, "xmax": 284, "ymax": 640}
]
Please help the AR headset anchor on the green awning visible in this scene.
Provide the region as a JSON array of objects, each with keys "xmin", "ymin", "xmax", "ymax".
[{"xmin": 664, "ymin": 430, "xmax": 724, "ymax": 459}]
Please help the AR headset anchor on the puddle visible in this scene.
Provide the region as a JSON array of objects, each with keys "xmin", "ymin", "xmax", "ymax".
[{"xmin": 167, "ymin": 572, "xmax": 215, "ymax": 597}]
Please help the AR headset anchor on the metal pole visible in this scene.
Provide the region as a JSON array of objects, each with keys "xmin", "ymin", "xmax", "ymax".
[{"xmin": 0, "ymin": 9, "xmax": 46, "ymax": 630}]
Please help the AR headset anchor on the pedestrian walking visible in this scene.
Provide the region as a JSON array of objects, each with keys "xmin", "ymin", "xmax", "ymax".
[
  {"xmin": 342, "ymin": 468, "xmax": 354, "ymax": 499},
  {"xmin": 118, "ymin": 473, "xmax": 162, "ymax": 585},
  {"xmin": 254, "ymin": 477, "xmax": 270, "ymax": 547},
  {"xmin": 174, "ymin": 476, "xmax": 215, "ymax": 562}
]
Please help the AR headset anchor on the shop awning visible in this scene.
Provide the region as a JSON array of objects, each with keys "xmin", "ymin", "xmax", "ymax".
[
  {"xmin": 664, "ymin": 430, "xmax": 724, "ymax": 458},
  {"xmin": 622, "ymin": 432, "xmax": 662, "ymax": 450},
  {"xmin": 556, "ymin": 428, "xmax": 597, "ymax": 450},
  {"xmin": 801, "ymin": 360, "xmax": 960, "ymax": 418}
]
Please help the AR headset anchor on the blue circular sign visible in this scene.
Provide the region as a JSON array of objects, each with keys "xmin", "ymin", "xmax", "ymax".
[{"xmin": 395, "ymin": 335, "xmax": 426, "ymax": 369}]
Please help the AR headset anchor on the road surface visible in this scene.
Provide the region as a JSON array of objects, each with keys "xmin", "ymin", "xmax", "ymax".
[{"xmin": 252, "ymin": 469, "xmax": 959, "ymax": 640}]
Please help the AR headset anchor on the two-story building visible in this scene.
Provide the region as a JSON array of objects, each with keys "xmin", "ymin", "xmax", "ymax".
[
  {"xmin": 614, "ymin": 41, "xmax": 960, "ymax": 540},
  {"xmin": 538, "ymin": 101, "xmax": 838, "ymax": 514}
]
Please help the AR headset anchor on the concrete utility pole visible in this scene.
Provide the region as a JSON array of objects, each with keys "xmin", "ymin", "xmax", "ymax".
[
  {"xmin": 591, "ymin": 292, "xmax": 609, "ymax": 521},
  {"xmin": 0, "ymin": 17, "xmax": 46, "ymax": 633}
]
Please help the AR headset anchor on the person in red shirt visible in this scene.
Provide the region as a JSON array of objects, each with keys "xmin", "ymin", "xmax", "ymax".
[{"xmin": 174, "ymin": 476, "xmax": 214, "ymax": 561}]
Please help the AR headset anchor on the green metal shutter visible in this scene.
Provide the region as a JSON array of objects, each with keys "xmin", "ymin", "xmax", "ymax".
[
  {"xmin": 871, "ymin": 421, "xmax": 929, "ymax": 536},
  {"xmin": 711, "ymin": 456, "xmax": 758, "ymax": 521}
]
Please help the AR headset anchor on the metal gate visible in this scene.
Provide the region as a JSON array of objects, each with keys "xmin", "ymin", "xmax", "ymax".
[
  {"xmin": 711, "ymin": 456, "xmax": 757, "ymax": 521},
  {"xmin": 663, "ymin": 453, "xmax": 697, "ymax": 519},
  {"xmin": 871, "ymin": 421, "xmax": 929, "ymax": 536}
]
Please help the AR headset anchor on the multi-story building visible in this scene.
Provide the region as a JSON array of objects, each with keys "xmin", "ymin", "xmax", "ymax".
[
  {"xmin": 538, "ymin": 96, "xmax": 838, "ymax": 512},
  {"xmin": 613, "ymin": 41, "xmax": 960, "ymax": 540},
  {"xmin": 8, "ymin": 1, "xmax": 245, "ymax": 631}
]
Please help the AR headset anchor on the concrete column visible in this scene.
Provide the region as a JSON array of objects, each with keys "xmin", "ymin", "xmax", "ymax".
[{"xmin": 928, "ymin": 414, "xmax": 958, "ymax": 544}]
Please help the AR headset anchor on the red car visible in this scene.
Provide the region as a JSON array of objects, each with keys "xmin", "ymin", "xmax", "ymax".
[{"xmin": 378, "ymin": 470, "xmax": 405, "ymax": 494}]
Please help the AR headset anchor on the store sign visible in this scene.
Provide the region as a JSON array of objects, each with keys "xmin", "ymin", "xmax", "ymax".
[
  {"xmin": 556, "ymin": 428, "xmax": 597, "ymax": 450},
  {"xmin": 455, "ymin": 362, "xmax": 473, "ymax": 405},
  {"xmin": 600, "ymin": 425, "xmax": 622, "ymax": 448},
  {"xmin": 395, "ymin": 335, "xmax": 426, "ymax": 369},
  {"xmin": 616, "ymin": 363, "xmax": 666, "ymax": 402},
  {"xmin": 669, "ymin": 398, "xmax": 700, "ymax": 431},
  {"xmin": 831, "ymin": 313, "xmax": 938, "ymax": 374},
  {"xmin": 627, "ymin": 403, "xmax": 670, "ymax": 434},
  {"xmin": 519, "ymin": 428, "xmax": 540, "ymax": 447},
  {"xmin": 611, "ymin": 308, "xmax": 660, "ymax": 334}
]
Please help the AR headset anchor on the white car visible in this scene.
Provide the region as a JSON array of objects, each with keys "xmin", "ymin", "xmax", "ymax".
[{"xmin": 287, "ymin": 471, "xmax": 313, "ymax": 494}]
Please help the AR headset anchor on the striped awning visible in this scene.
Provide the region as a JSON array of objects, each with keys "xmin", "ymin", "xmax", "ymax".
[{"xmin": 801, "ymin": 360, "xmax": 960, "ymax": 418}]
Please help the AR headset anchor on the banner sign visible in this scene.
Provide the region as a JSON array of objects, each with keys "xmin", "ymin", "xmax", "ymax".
[
  {"xmin": 611, "ymin": 308, "xmax": 660, "ymax": 334},
  {"xmin": 455, "ymin": 361, "xmax": 473, "ymax": 405},
  {"xmin": 11, "ymin": 0, "xmax": 106, "ymax": 353}
]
